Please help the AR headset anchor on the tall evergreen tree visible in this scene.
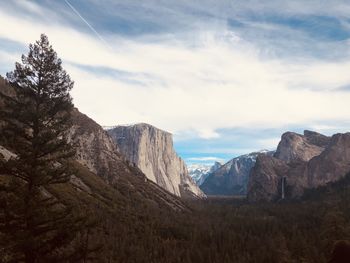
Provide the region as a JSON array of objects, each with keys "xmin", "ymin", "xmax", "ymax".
[{"xmin": 0, "ymin": 34, "xmax": 87, "ymax": 262}]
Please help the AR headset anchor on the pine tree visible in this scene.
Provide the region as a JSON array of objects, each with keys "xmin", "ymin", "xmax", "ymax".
[{"xmin": 0, "ymin": 34, "xmax": 88, "ymax": 262}]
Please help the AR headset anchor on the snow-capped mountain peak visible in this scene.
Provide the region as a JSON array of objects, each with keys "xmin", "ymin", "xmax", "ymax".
[{"xmin": 188, "ymin": 162, "xmax": 222, "ymax": 186}]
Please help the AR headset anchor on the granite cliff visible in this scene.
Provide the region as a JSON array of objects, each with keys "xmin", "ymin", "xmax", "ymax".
[
  {"xmin": 108, "ymin": 124, "xmax": 205, "ymax": 198},
  {"xmin": 247, "ymin": 130, "xmax": 350, "ymax": 201}
]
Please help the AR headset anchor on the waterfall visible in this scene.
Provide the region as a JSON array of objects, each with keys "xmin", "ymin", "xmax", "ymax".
[{"xmin": 281, "ymin": 176, "xmax": 286, "ymax": 199}]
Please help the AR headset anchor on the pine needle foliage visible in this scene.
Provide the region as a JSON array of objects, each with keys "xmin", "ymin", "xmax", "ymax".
[{"xmin": 0, "ymin": 34, "xmax": 91, "ymax": 263}]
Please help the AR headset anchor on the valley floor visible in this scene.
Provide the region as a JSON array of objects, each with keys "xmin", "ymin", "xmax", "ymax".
[
  {"xmin": 2, "ymin": 171, "xmax": 350, "ymax": 263},
  {"xmin": 92, "ymin": 174, "xmax": 350, "ymax": 263}
]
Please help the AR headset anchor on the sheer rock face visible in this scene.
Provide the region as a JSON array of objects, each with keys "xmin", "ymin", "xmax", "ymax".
[
  {"xmin": 68, "ymin": 109, "xmax": 143, "ymax": 184},
  {"xmin": 247, "ymin": 131, "xmax": 350, "ymax": 202},
  {"xmin": 108, "ymin": 124, "xmax": 205, "ymax": 198},
  {"xmin": 247, "ymin": 155, "xmax": 289, "ymax": 202},
  {"xmin": 307, "ymin": 133, "xmax": 350, "ymax": 187},
  {"xmin": 200, "ymin": 151, "xmax": 273, "ymax": 196}
]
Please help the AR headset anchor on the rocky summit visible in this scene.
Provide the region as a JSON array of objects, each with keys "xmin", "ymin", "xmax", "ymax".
[
  {"xmin": 108, "ymin": 123, "xmax": 205, "ymax": 198},
  {"xmin": 274, "ymin": 131, "xmax": 330, "ymax": 163}
]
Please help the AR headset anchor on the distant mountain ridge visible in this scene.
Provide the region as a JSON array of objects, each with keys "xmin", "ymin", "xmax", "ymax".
[
  {"xmin": 188, "ymin": 162, "xmax": 222, "ymax": 186},
  {"xmin": 200, "ymin": 150, "xmax": 274, "ymax": 196}
]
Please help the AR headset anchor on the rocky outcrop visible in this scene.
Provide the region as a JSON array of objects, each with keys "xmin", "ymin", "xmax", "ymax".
[
  {"xmin": 274, "ymin": 131, "xmax": 329, "ymax": 163},
  {"xmin": 247, "ymin": 131, "xmax": 350, "ymax": 202},
  {"xmin": 68, "ymin": 109, "xmax": 142, "ymax": 184},
  {"xmin": 108, "ymin": 124, "xmax": 205, "ymax": 198},
  {"xmin": 200, "ymin": 151, "xmax": 273, "ymax": 196},
  {"xmin": 0, "ymin": 145, "xmax": 16, "ymax": 161},
  {"xmin": 306, "ymin": 133, "xmax": 350, "ymax": 187},
  {"xmin": 247, "ymin": 154, "xmax": 289, "ymax": 201},
  {"xmin": 303, "ymin": 130, "xmax": 331, "ymax": 148}
]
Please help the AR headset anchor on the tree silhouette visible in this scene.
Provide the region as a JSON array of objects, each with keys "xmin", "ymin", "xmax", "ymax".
[{"xmin": 0, "ymin": 34, "xmax": 86, "ymax": 262}]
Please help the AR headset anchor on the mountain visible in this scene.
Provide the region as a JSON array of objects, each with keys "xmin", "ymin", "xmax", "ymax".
[
  {"xmin": 68, "ymin": 109, "xmax": 135, "ymax": 184},
  {"xmin": 0, "ymin": 76, "xmax": 186, "ymax": 210},
  {"xmin": 70, "ymin": 109, "xmax": 191, "ymax": 207},
  {"xmin": 107, "ymin": 124, "xmax": 205, "ymax": 198},
  {"xmin": 200, "ymin": 150, "xmax": 273, "ymax": 196},
  {"xmin": 247, "ymin": 130, "xmax": 350, "ymax": 201},
  {"xmin": 188, "ymin": 162, "xmax": 222, "ymax": 186}
]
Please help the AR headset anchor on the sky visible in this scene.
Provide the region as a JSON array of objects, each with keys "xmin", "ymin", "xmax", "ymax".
[{"xmin": 1, "ymin": 0, "xmax": 350, "ymax": 165}]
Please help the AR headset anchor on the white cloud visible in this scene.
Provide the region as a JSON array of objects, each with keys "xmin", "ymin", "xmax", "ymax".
[
  {"xmin": 197, "ymin": 129, "xmax": 221, "ymax": 139},
  {"xmin": 186, "ymin": 157, "xmax": 225, "ymax": 162},
  {"xmin": 1, "ymin": 5, "xmax": 350, "ymax": 140}
]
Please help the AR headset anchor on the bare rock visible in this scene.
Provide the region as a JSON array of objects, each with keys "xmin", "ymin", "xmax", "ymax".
[
  {"xmin": 303, "ymin": 130, "xmax": 331, "ymax": 148},
  {"xmin": 0, "ymin": 145, "xmax": 16, "ymax": 161},
  {"xmin": 68, "ymin": 109, "xmax": 140, "ymax": 184},
  {"xmin": 274, "ymin": 131, "xmax": 328, "ymax": 163},
  {"xmin": 108, "ymin": 124, "xmax": 205, "ymax": 198},
  {"xmin": 307, "ymin": 133, "xmax": 350, "ymax": 187},
  {"xmin": 247, "ymin": 154, "xmax": 289, "ymax": 202}
]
